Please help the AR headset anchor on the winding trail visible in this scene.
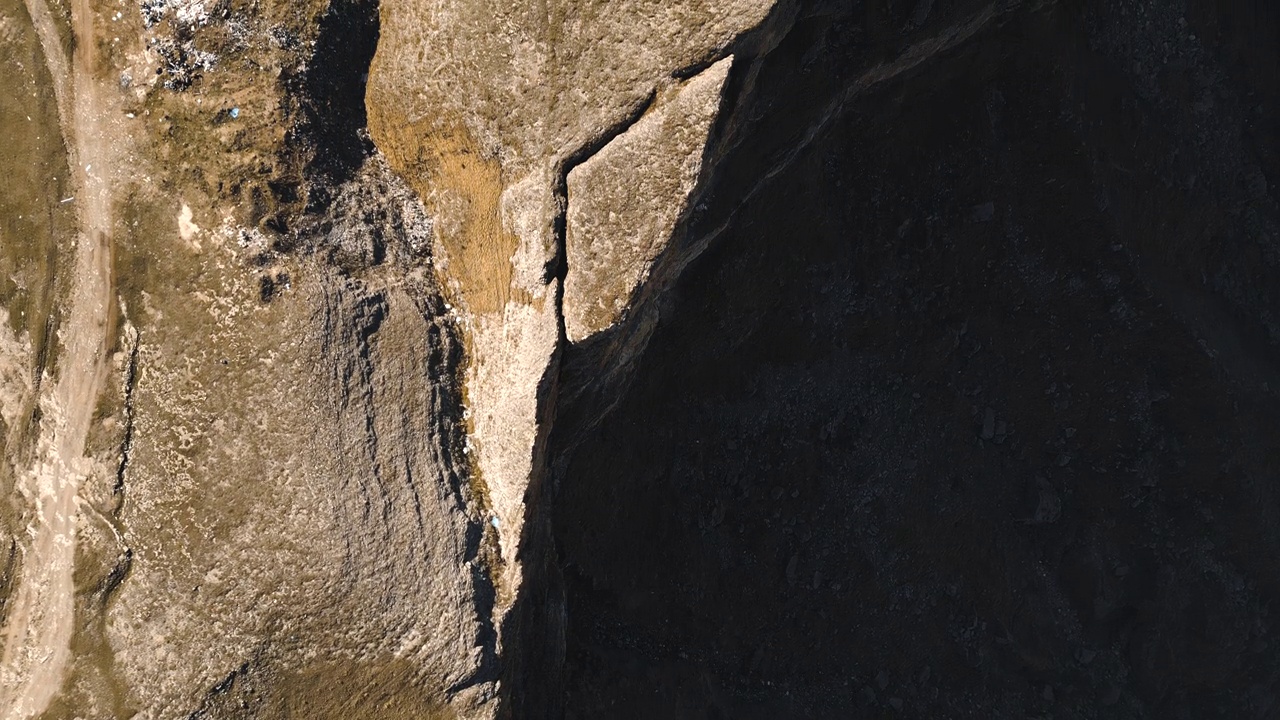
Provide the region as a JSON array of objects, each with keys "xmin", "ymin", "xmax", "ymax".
[{"xmin": 2, "ymin": 0, "xmax": 118, "ymax": 716}]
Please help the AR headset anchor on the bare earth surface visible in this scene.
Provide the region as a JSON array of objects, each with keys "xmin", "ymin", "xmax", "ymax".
[{"xmin": 2, "ymin": 0, "xmax": 120, "ymax": 715}]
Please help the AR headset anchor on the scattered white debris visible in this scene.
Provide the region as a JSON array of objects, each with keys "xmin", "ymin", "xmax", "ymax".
[
  {"xmin": 59, "ymin": 197, "xmax": 73, "ymax": 204},
  {"xmin": 142, "ymin": 0, "xmax": 211, "ymax": 27},
  {"xmin": 178, "ymin": 203, "xmax": 201, "ymax": 244},
  {"xmin": 229, "ymin": 107, "xmax": 239, "ymax": 119}
]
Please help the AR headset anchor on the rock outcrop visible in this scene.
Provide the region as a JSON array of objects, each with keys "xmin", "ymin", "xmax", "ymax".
[
  {"xmin": 366, "ymin": 0, "xmax": 780, "ymax": 646},
  {"xmin": 563, "ymin": 57, "xmax": 735, "ymax": 343},
  {"xmin": 2, "ymin": 0, "xmax": 1278, "ymax": 717}
]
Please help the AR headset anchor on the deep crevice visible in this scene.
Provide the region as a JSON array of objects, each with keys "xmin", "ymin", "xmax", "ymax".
[
  {"xmin": 113, "ymin": 325, "xmax": 140, "ymax": 499},
  {"xmin": 494, "ymin": 88, "xmax": 665, "ymax": 720},
  {"xmin": 545, "ymin": 90, "xmax": 660, "ymax": 293}
]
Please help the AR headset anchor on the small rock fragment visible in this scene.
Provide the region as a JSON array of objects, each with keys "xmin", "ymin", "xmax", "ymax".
[
  {"xmin": 970, "ymin": 202, "xmax": 995, "ymax": 223},
  {"xmin": 1033, "ymin": 477, "xmax": 1061, "ymax": 524},
  {"xmin": 909, "ymin": 0, "xmax": 933, "ymax": 29}
]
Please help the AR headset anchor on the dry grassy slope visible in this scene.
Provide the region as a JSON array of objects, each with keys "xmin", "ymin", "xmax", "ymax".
[
  {"xmin": 368, "ymin": 0, "xmax": 778, "ymax": 312},
  {"xmin": 89, "ymin": 80, "xmax": 497, "ymax": 720}
]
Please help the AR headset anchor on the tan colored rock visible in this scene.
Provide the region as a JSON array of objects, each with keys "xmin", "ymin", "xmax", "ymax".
[
  {"xmin": 564, "ymin": 57, "xmax": 735, "ymax": 342},
  {"xmin": 5, "ymin": 0, "xmax": 782, "ymax": 714},
  {"xmin": 367, "ymin": 0, "xmax": 778, "ymax": 614}
]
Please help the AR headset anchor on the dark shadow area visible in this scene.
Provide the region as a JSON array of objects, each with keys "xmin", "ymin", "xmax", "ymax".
[
  {"xmin": 544, "ymin": 0, "xmax": 1280, "ymax": 717},
  {"xmin": 290, "ymin": 0, "xmax": 380, "ymax": 203}
]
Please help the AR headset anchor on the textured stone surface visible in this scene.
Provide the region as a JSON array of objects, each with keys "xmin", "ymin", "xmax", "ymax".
[
  {"xmin": 564, "ymin": 57, "xmax": 734, "ymax": 342},
  {"xmin": 366, "ymin": 0, "xmax": 779, "ymax": 616},
  {"xmin": 0, "ymin": 0, "xmax": 498, "ymax": 712},
  {"xmin": 3, "ymin": 0, "xmax": 1278, "ymax": 716}
]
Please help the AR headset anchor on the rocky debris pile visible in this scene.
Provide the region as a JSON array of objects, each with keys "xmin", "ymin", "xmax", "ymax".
[
  {"xmin": 147, "ymin": 35, "xmax": 216, "ymax": 90},
  {"xmin": 304, "ymin": 154, "xmax": 436, "ymax": 273},
  {"xmin": 140, "ymin": 0, "xmax": 213, "ymax": 27},
  {"xmin": 139, "ymin": 0, "xmax": 222, "ymax": 89}
]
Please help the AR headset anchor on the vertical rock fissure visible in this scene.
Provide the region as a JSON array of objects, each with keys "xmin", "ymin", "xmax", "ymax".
[
  {"xmin": 113, "ymin": 325, "xmax": 140, "ymax": 498},
  {"xmin": 492, "ymin": 86, "xmax": 670, "ymax": 717},
  {"xmin": 548, "ymin": 90, "xmax": 660, "ymax": 345}
]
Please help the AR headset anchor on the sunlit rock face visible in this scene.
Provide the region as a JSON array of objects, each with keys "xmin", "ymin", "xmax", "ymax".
[
  {"xmin": 365, "ymin": 0, "xmax": 778, "ymax": 621},
  {"xmin": 563, "ymin": 57, "xmax": 735, "ymax": 344}
]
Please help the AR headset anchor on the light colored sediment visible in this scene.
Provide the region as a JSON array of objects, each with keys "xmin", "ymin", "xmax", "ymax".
[
  {"xmin": 1, "ymin": 0, "xmax": 123, "ymax": 715},
  {"xmin": 0, "ymin": 311, "xmax": 32, "ymax": 435}
]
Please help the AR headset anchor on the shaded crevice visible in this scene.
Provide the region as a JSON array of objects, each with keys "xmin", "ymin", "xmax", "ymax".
[
  {"xmin": 500, "ymin": 10, "xmax": 810, "ymax": 716},
  {"xmin": 415, "ymin": 299, "xmax": 502, "ymax": 697},
  {"xmin": 546, "ymin": 0, "xmax": 1029, "ymax": 464},
  {"xmin": 545, "ymin": 90, "xmax": 659, "ymax": 294},
  {"xmin": 683, "ymin": 0, "xmax": 1028, "ymax": 267},
  {"xmin": 291, "ymin": 0, "xmax": 381, "ymax": 198},
  {"xmin": 98, "ymin": 322, "xmax": 141, "ymax": 602},
  {"xmin": 497, "ymin": 81, "xmax": 672, "ymax": 720},
  {"xmin": 113, "ymin": 326, "xmax": 140, "ymax": 499},
  {"xmin": 500, "ymin": 38, "xmax": 793, "ymax": 715}
]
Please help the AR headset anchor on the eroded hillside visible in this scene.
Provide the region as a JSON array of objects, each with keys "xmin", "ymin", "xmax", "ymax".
[{"xmin": 1, "ymin": 0, "xmax": 1278, "ymax": 718}]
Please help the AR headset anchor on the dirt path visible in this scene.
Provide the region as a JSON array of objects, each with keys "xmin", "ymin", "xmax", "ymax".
[{"xmin": 1, "ymin": 0, "xmax": 118, "ymax": 716}]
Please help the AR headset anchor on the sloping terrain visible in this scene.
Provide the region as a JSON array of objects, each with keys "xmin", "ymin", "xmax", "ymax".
[
  {"xmin": 0, "ymin": 0, "xmax": 1276, "ymax": 718},
  {"xmin": 548, "ymin": 1, "xmax": 1280, "ymax": 717}
]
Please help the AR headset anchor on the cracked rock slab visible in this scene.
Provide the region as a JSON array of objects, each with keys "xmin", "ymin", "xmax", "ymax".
[
  {"xmin": 564, "ymin": 56, "xmax": 735, "ymax": 343},
  {"xmin": 367, "ymin": 0, "xmax": 778, "ymax": 616}
]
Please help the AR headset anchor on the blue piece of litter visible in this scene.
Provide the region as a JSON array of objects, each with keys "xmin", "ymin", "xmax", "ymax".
[
  {"xmin": 490, "ymin": 517, "xmax": 500, "ymax": 529},
  {"xmin": 229, "ymin": 107, "xmax": 240, "ymax": 119}
]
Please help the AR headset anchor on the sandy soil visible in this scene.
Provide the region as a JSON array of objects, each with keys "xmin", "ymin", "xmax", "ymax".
[{"xmin": 1, "ymin": 0, "xmax": 119, "ymax": 716}]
